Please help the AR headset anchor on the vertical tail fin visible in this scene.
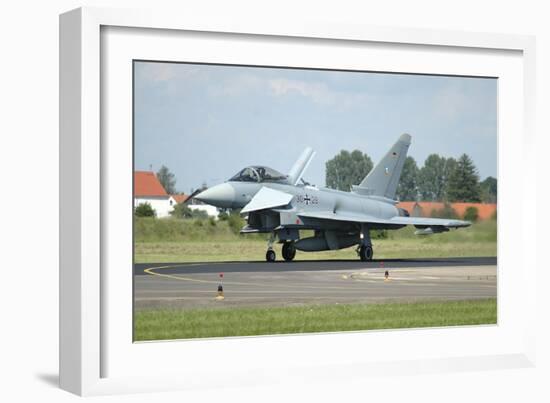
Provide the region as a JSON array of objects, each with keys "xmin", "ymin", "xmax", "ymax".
[{"xmin": 358, "ymin": 133, "xmax": 411, "ymax": 199}]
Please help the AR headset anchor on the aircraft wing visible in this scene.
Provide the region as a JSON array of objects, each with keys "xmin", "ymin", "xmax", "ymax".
[
  {"xmin": 297, "ymin": 211, "xmax": 470, "ymax": 228},
  {"xmin": 241, "ymin": 187, "xmax": 293, "ymax": 214}
]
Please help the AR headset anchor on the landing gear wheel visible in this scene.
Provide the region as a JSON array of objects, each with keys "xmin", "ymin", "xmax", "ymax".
[
  {"xmin": 359, "ymin": 245, "xmax": 373, "ymax": 261},
  {"xmin": 266, "ymin": 249, "xmax": 276, "ymax": 262},
  {"xmin": 282, "ymin": 241, "xmax": 296, "ymax": 262}
]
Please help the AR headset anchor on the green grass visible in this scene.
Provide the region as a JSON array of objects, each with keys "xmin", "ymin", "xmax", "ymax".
[
  {"xmin": 135, "ymin": 216, "xmax": 244, "ymax": 242},
  {"xmin": 134, "ymin": 217, "xmax": 497, "ymax": 263},
  {"xmin": 134, "ymin": 299, "xmax": 497, "ymax": 341}
]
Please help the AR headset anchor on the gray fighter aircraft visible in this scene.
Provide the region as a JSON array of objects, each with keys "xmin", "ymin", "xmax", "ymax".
[{"xmin": 195, "ymin": 134, "xmax": 470, "ymax": 262}]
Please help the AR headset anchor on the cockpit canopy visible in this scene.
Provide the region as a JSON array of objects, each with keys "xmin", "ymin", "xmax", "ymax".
[{"xmin": 229, "ymin": 166, "xmax": 288, "ymax": 183}]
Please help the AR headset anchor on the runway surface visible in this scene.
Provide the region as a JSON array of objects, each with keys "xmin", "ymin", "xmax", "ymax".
[
  {"xmin": 134, "ymin": 257, "xmax": 497, "ymax": 309},
  {"xmin": 134, "ymin": 257, "xmax": 496, "ymax": 275}
]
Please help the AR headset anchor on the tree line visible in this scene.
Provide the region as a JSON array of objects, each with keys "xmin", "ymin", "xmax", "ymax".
[{"xmin": 325, "ymin": 150, "xmax": 497, "ymax": 203}]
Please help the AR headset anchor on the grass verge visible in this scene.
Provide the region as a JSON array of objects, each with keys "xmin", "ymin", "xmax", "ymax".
[
  {"xmin": 134, "ymin": 239, "xmax": 496, "ymax": 263},
  {"xmin": 134, "ymin": 298, "xmax": 497, "ymax": 341},
  {"xmin": 134, "ymin": 217, "xmax": 496, "ymax": 263}
]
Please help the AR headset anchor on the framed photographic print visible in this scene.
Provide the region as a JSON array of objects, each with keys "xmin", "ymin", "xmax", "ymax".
[
  {"xmin": 132, "ymin": 60, "xmax": 499, "ymax": 342},
  {"xmin": 60, "ymin": 7, "xmax": 536, "ymax": 396}
]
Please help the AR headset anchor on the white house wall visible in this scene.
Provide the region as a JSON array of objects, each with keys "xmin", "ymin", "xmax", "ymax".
[{"xmin": 134, "ymin": 196, "xmax": 175, "ymax": 218}]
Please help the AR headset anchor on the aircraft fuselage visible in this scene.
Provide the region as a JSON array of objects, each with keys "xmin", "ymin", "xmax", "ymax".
[{"xmin": 198, "ymin": 180, "xmax": 403, "ymax": 232}]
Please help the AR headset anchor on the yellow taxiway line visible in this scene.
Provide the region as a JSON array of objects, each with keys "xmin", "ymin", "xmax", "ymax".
[{"xmin": 143, "ymin": 264, "xmax": 396, "ymax": 291}]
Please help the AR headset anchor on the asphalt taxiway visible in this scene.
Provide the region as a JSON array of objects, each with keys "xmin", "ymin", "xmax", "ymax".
[{"xmin": 134, "ymin": 257, "xmax": 497, "ymax": 309}]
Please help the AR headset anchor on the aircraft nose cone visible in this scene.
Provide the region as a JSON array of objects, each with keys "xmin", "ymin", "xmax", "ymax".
[{"xmin": 194, "ymin": 183, "xmax": 236, "ymax": 208}]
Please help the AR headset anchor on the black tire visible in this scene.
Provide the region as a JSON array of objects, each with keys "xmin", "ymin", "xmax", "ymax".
[
  {"xmin": 359, "ymin": 245, "xmax": 373, "ymax": 261},
  {"xmin": 266, "ymin": 249, "xmax": 276, "ymax": 262},
  {"xmin": 282, "ymin": 242, "xmax": 296, "ymax": 262}
]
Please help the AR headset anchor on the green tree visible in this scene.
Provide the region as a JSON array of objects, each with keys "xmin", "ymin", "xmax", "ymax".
[
  {"xmin": 396, "ymin": 156, "xmax": 419, "ymax": 201},
  {"xmin": 217, "ymin": 211, "xmax": 230, "ymax": 221},
  {"xmin": 170, "ymin": 203, "xmax": 208, "ymax": 219},
  {"xmin": 227, "ymin": 210, "xmax": 245, "ymax": 234},
  {"xmin": 371, "ymin": 229, "xmax": 389, "ymax": 239},
  {"xmin": 417, "ymin": 155, "xmax": 457, "ymax": 201},
  {"xmin": 325, "ymin": 150, "xmax": 373, "ymax": 191},
  {"xmin": 463, "ymin": 206, "xmax": 479, "ymax": 222},
  {"xmin": 171, "ymin": 203, "xmax": 192, "ymax": 218},
  {"xmin": 442, "ymin": 157, "xmax": 457, "ymax": 198},
  {"xmin": 417, "ymin": 154, "xmax": 447, "ymax": 201},
  {"xmin": 446, "ymin": 154, "xmax": 482, "ymax": 202},
  {"xmin": 156, "ymin": 165, "xmax": 176, "ymax": 194},
  {"xmin": 134, "ymin": 202, "xmax": 156, "ymax": 217},
  {"xmin": 480, "ymin": 176, "xmax": 497, "ymax": 203}
]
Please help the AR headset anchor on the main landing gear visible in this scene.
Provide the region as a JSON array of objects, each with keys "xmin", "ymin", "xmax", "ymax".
[
  {"xmin": 359, "ymin": 244, "xmax": 374, "ymax": 261},
  {"xmin": 357, "ymin": 224, "xmax": 374, "ymax": 262},
  {"xmin": 282, "ymin": 241, "xmax": 296, "ymax": 262}
]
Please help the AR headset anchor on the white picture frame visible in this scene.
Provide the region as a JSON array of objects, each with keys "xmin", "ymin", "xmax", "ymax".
[{"xmin": 59, "ymin": 7, "xmax": 537, "ymax": 396}]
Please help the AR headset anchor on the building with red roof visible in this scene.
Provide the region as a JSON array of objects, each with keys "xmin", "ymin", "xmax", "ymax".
[
  {"xmin": 134, "ymin": 171, "xmax": 177, "ymax": 218},
  {"xmin": 134, "ymin": 171, "xmax": 168, "ymax": 197},
  {"xmin": 171, "ymin": 194, "xmax": 190, "ymax": 204},
  {"xmin": 133, "ymin": 171, "xmax": 195, "ymax": 217}
]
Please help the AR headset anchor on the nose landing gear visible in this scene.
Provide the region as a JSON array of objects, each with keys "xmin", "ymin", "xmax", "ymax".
[
  {"xmin": 265, "ymin": 232, "xmax": 297, "ymax": 263},
  {"xmin": 265, "ymin": 232, "xmax": 276, "ymax": 262},
  {"xmin": 266, "ymin": 249, "xmax": 276, "ymax": 262}
]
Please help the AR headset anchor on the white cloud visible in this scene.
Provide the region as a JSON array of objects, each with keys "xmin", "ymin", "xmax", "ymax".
[
  {"xmin": 268, "ymin": 78, "xmax": 373, "ymax": 109},
  {"xmin": 137, "ymin": 63, "xmax": 374, "ymax": 110},
  {"xmin": 268, "ymin": 78, "xmax": 334, "ymax": 105},
  {"xmin": 208, "ymin": 74, "xmax": 263, "ymax": 97},
  {"xmin": 136, "ymin": 63, "xmax": 200, "ymax": 83}
]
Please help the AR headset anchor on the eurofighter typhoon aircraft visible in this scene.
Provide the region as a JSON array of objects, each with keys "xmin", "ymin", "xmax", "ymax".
[{"xmin": 195, "ymin": 134, "xmax": 470, "ymax": 262}]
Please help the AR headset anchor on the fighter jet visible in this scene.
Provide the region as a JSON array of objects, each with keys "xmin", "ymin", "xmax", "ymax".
[{"xmin": 195, "ymin": 134, "xmax": 470, "ymax": 262}]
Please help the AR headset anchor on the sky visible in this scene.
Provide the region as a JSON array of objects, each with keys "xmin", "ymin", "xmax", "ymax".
[{"xmin": 134, "ymin": 61, "xmax": 497, "ymax": 194}]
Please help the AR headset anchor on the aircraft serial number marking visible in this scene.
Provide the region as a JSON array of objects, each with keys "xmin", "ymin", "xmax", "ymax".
[{"xmin": 297, "ymin": 194, "xmax": 319, "ymax": 205}]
